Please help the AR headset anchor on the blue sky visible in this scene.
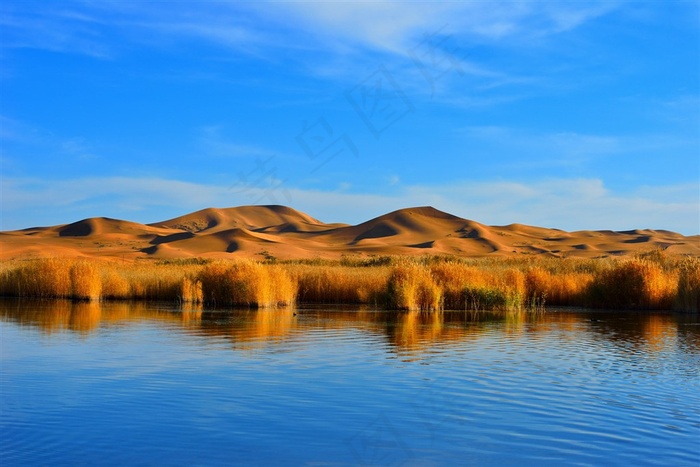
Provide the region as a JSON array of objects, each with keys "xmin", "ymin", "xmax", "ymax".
[{"xmin": 1, "ymin": 1, "xmax": 699, "ymax": 234}]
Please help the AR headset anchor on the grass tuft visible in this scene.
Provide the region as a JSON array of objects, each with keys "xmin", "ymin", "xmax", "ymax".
[
  {"xmin": 69, "ymin": 261, "xmax": 102, "ymax": 300},
  {"xmin": 198, "ymin": 261, "xmax": 295, "ymax": 307},
  {"xmin": 387, "ymin": 262, "xmax": 442, "ymax": 311},
  {"xmin": 586, "ymin": 258, "xmax": 676, "ymax": 310},
  {"xmin": 675, "ymin": 257, "xmax": 700, "ymax": 312}
]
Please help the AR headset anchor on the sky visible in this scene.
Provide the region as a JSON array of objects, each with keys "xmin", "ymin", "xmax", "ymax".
[{"xmin": 1, "ymin": 1, "xmax": 699, "ymax": 234}]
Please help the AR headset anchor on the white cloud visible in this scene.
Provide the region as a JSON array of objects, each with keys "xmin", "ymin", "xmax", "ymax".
[
  {"xmin": 0, "ymin": 0, "xmax": 627, "ymax": 109},
  {"xmin": 540, "ymin": 2, "xmax": 619, "ymax": 33},
  {"xmin": 0, "ymin": 5, "xmax": 113, "ymax": 58},
  {"xmin": 2, "ymin": 1, "xmax": 622, "ymax": 58},
  {"xmin": 267, "ymin": 1, "xmax": 621, "ymax": 52},
  {"xmin": 1, "ymin": 177, "xmax": 223, "ymax": 214},
  {"xmin": 2, "ymin": 176, "xmax": 697, "ymax": 234},
  {"xmin": 404, "ymin": 179, "xmax": 699, "ymax": 233}
]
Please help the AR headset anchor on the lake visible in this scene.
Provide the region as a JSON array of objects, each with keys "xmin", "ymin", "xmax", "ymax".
[{"xmin": 1, "ymin": 299, "xmax": 699, "ymax": 466}]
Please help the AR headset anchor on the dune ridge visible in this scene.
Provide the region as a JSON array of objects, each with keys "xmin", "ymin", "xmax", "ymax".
[{"xmin": 1, "ymin": 205, "xmax": 698, "ymax": 261}]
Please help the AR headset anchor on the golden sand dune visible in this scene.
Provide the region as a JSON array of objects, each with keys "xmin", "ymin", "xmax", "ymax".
[
  {"xmin": 150, "ymin": 205, "xmax": 334, "ymax": 233},
  {"xmin": 1, "ymin": 205, "xmax": 698, "ymax": 260}
]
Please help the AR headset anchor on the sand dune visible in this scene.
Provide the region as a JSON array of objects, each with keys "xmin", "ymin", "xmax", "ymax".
[
  {"xmin": 150, "ymin": 205, "xmax": 330, "ymax": 233},
  {"xmin": 1, "ymin": 205, "xmax": 698, "ymax": 261}
]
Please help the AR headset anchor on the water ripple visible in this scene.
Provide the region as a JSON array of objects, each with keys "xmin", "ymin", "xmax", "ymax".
[{"xmin": 1, "ymin": 302, "xmax": 699, "ymax": 466}]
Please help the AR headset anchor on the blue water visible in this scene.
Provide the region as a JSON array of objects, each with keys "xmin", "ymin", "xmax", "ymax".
[{"xmin": 1, "ymin": 299, "xmax": 699, "ymax": 466}]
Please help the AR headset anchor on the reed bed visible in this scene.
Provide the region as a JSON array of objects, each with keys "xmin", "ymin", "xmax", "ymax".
[
  {"xmin": 673, "ymin": 257, "xmax": 700, "ymax": 313},
  {"xmin": 429, "ymin": 261, "xmax": 528, "ymax": 311},
  {"xmin": 586, "ymin": 258, "xmax": 677, "ymax": 310},
  {"xmin": 387, "ymin": 261, "xmax": 442, "ymax": 311},
  {"xmin": 525, "ymin": 267, "xmax": 593, "ymax": 307},
  {"xmin": 288, "ymin": 263, "xmax": 389, "ymax": 305},
  {"xmin": 198, "ymin": 261, "xmax": 294, "ymax": 307},
  {"xmin": 0, "ymin": 252, "xmax": 697, "ymax": 311}
]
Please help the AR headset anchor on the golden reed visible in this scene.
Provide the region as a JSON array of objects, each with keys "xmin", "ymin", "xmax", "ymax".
[
  {"xmin": 198, "ymin": 261, "xmax": 295, "ymax": 308},
  {"xmin": 0, "ymin": 252, "xmax": 696, "ymax": 311}
]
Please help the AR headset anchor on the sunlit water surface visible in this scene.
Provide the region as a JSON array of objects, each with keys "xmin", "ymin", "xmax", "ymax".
[{"xmin": 1, "ymin": 299, "xmax": 699, "ymax": 466}]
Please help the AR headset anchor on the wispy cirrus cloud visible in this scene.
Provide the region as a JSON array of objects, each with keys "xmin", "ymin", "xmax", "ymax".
[
  {"xmin": 0, "ymin": 0, "xmax": 626, "ymax": 111},
  {"xmin": 262, "ymin": 1, "xmax": 622, "ymax": 52},
  {"xmin": 0, "ymin": 3, "xmax": 113, "ymax": 58},
  {"xmin": 1, "ymin": 1, "xmax": 622, "ymax": 59}
]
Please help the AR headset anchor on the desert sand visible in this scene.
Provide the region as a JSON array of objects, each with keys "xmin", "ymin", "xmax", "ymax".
[{"xmin": 1, "ymin": 205, "xmax": 698, "ymax": 261}]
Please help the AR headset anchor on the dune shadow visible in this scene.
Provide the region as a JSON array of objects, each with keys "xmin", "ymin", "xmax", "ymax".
[
  {"xmin": 140, "ymin": 245, "xmax": 159, "ymax": 255},
  {"xmin": 410, "ymin": 241, "xmax": 434, "ymax": 249},
  {"xmin": 150, "ymin": 231, "xmax": 195, "ymax": 245},
  {"xmin": 623, "ymin": 236, "xmax": 651, "ymax": 244},
  {"xmin": 352, "ymin": 223, "xmax": 399, "ymax": 244},
  {"xmin": 59, "ymin": 220, "xmax": 94, "ymax": 237}
]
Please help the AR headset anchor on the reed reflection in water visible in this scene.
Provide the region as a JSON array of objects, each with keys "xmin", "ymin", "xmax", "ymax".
[
  {"xmin": 1, "ymin": 299, "xmax": 699, "ymax": 466},
  {"xmin": 2, "ymin": 299, "xmax": 696, "ymax": 358}
]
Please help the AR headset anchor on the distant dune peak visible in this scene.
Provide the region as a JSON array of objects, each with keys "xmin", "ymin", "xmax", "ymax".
[
  {"xmin": 151, "ymin": 205, "xmax": 323, "ymax": 233},
  {"xmin": 384, "ymin": 206, "xmax": 463, "ymax": 220},
  {"xmin": 58, "ymin": 218, "xmax": 100, "ymax": 237},
  {"xmin": 57, "ymin": 217, "xmax": 165, "ymax": 237}
]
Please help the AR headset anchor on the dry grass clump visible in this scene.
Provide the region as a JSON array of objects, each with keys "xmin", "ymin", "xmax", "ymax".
[
  {"xmin": 0, "ymin": 258, "xmax": 105, "ymax": 300},
  {"xmin": 123, "ymin": 263, "xmax": 190, "ymax": 301},
  {"xmin": 266, "ymin": 264, "xmax": 296, "ymax": 307},
  {"xmin": 198, "ymin": 261, "xmax": 294, "ymax": 307},
  {"xmin": 525, "ymin": 267, "xmax": 593, "ymax": 306},
  {"xmin": 1, "ymin": 258, "xmax": 71, "ymax": 298},
  {"xmin": 427, "ymin": 261, "xmax": 527, "ymax": 311},
  {"xmin": 101, "ymin": 269, "xmax": 131, "ymax": 299},
  {"xmin": 197, "ymin": 262, "xmax": 233, "ymax": 305},
  {"xmin": 587, "ymin": 258, "xmax": 677, "ymax": 310},
  {"xmin": 496, "ymin": 268, "xmax": 526, "ymax": 310},
  {"xmin": 675, "ymin": 257, "xmax": 700, "ymax": 312},
  {"xmin": 430, "ymin": 262, "xmax": 485, "ymax": 309},
  {"xmin": 69, "ymin": 261, "xmax": 102, "ymax": 300},
  {"xmin": 0, "ymin": 259, "xmax": 204, "ymax": 302},
  {"xmin": 387, "ymin": 262, "xmax": 442, "ymax": 311},
  {"xmin": 290, "ymin": 264, "xmax": 388, "ymax": 304},
  {"xmin": 460, "ymin": 270, "xmax": 525, "ymax": 312},
  {"xmin": 180, "ymin": 275, "xmax": 203, "ymax": 304}
]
